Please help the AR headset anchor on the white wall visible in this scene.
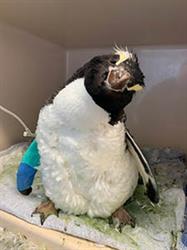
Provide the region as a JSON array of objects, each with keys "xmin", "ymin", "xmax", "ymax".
[
  {"xmin": 0, "ymin": 23, "xmax": 66, "ymax": 150},
  {"xmin": 66, "ymin": 47, "xmax": 187, "ymax": 153}
]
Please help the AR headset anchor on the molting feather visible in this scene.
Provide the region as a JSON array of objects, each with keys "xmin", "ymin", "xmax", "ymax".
[{"xmin": 113, "ymin": 45, "xmax": 132, "ymax": 65}]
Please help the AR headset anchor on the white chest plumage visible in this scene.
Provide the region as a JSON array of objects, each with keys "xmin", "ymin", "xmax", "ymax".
[{"xmin": 36, "ymin": 78, "xmax": 139, "ymax": 218}]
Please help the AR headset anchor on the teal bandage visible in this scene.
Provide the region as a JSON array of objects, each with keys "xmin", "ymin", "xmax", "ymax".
[{"xmin": 22, "ymin": 139, "xmax": 40, "ymax": 169}]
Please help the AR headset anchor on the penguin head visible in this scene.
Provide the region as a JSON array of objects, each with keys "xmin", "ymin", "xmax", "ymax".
[
  {"xmin": 84, "ymin": 52, "xmax": 144, "ymax": 94},
  {"xmin": 65, "ymin": 49, "xmax": 145, "ymax": 123}
]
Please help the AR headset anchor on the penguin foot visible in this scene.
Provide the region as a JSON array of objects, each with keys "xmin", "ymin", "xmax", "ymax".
[
  {"xmin": 110, "ymin": 207, "xmax": 135, "ymax": 232},
  {"xmin": 32, "ymin": 199, "xmax": 60, "ymax": 225}
]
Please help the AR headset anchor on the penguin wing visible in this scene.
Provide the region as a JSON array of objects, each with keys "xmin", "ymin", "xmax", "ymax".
[{"xmin": 126, "ymin": 130, "xmax": 159, "ymax": 203}]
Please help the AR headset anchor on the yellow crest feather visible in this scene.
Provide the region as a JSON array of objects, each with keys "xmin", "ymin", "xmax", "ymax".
[{"xmin": 113, "ymin": 45, "xmax": 132, "ymax": 66}]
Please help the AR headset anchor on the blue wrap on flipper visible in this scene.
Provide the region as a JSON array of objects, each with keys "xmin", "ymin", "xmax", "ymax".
[
  {"xmin": 16, "ymin": 139, "xmax": 40, "ymax": 192},
  {"xmin": 17, "ymin": 163, "xmax": 37, "ymax": 192}
]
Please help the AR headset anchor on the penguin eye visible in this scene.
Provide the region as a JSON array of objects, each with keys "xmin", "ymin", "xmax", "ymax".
[{"xmin": 110, "ymin": 59, "xmax": 117, "ymax": 65}]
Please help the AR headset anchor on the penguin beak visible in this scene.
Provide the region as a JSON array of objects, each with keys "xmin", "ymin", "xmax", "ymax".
[
  {"xmin": 127, "ymin": 84, "xmax": 143, "ymax": 92},
  {"xmin": 105, "ymin": 66, "xmax": 144, "ymax": 92}
]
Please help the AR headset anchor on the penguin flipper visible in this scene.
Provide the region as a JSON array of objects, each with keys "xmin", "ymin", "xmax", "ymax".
[{"xmin": 126, "ymin": 130, "xmax": 159, "ymax": 203}]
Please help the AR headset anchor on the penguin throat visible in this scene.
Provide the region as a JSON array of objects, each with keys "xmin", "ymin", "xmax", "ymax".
[
  {"xmin": 109, "ymin": 110, "xmax": 127, "ymax": 126},
  {"xmin": 84, "ymin": 79, "xmax": 133, "ymax": 126}
]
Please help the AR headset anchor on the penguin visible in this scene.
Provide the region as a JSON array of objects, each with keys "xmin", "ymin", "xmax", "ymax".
[{"xmin": 34, "ymin": 48, "xmax": 159, "ymax": 228}]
